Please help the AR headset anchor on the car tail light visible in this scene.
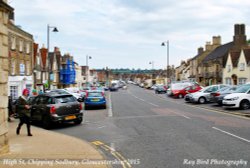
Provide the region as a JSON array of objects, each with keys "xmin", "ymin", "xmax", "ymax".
[
  {"xmin": 50, "ymin": 106, "xmax": 56, "ymax": 114},
  {"xmin": 212, "ymin": 92, "xmax": 220, "ymax": 97},
  {"xmin": 102, "ymin": 92, "xmax": 105, "ymax": 97},
  {"xmin": 79, "ymin": 103, "xmax": 82, "ymax": 110}
]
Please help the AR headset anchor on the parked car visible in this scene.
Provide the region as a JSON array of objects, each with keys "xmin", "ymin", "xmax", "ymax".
[
  {"xmin": 223, "ymin": 84, "xmax": 250, "ymax": 109},
  {"xmin": 210, "ymin": 85, "xmax": 238, "ymax": 105},
  {"xmin": 187, "ymin": 84, "xmax": 228, "ymax": 104},
  {"xmin": 167, "ymin": 82, "xmax": 193, "ymax": 96},
  {"xmin": 84, "ymin": 90, "xmax": 107, "ymax": 110},
  {"xmin": 172, "ymin": 85, "xmax": 202, "ymax": 98},
  {"xmin": 155, "ymin": 85, "xmax": 167, "ymax": 94},
  {"xmin": 30, "ymin": 93, "xmax": 84, "ymax": 129},
  {"xmin": 49, "ymin": 89, "xmax": 84, "ymax": 102}
]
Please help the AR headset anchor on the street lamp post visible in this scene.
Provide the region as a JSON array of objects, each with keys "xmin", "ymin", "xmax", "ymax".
[
  {"xmin": 46, "ymin": 24, "xmax": 58, "ymax": 89},
  {"xmin": 149, "ymin": 61, "xmax": 154, "ymax": 70},
  {"xmin": 161, "ymin": 40, "xmax": 169, "ymax": 78},
  {"xmin": 86, "ymin": 55, "xmax": 92, "ymax": 87}
]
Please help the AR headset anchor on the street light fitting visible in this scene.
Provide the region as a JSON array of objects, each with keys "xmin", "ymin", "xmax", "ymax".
[
  {"xmin": 52, "ymin": 27, "xmax": 59, "ymax": 32},
  {"xmin": 161, "ymin": 42, "xmax": 165, "ymax": 46}
]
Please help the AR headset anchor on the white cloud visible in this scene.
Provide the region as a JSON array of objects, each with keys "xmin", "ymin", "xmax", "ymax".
[{"xmin": 9, "ymin": 0, "xmax": 250, "ymax": 69}]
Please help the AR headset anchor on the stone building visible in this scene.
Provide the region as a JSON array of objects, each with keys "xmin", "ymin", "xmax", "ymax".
[
  {"xmin": 0, "ymin": 0, "xmax": 13, "ymax": 154},
  {"xmin": 201, "ymin": 24, "xmax": 248, "ymax": 86},
  {"xmin": 8, "ymin": 19, "xmax": 33, "ymax": 99}
]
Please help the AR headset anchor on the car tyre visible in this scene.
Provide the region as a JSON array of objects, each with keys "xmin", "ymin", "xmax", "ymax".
[
  {"xmin": 178, "ymin": 94, "xmax": 183, "ymax": 99},
  {"xmin": 42, "ymin": 115, "xmax": 52, "ymax": 130},
  {"xmin": 198, "ymin": 97, "xmax": 206, "ymax": 104},
  {"xmin": 240, "ymin": 100, "xmax": 250, "ymax": 110},
  {"xmin": 74, "ymin": 118, "xmax": 83, "ymax": 125}
]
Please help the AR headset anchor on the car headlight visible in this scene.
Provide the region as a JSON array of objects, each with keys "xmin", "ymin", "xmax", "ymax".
[
  {"xmin": 230, "ymin": 97, "xmax": 239, "ymax": 101},
  {"xmin": 226, "ymin": 97, "xmax": 239, "ymax": 101}
]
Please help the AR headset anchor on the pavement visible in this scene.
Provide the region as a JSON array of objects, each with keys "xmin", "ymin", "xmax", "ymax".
[{"xmin": 0, "ymin": 119, "xmax": 110, "ymax": 168}]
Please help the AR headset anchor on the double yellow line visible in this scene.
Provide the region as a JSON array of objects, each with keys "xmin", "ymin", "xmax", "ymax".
[{"xmin": 92, "ymin": 141, "xmax": 132, "ymax": 168}]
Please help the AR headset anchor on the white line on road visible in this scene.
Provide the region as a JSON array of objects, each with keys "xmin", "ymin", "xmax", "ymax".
[
  {"xmin": 108, "ymin": 93, "xmax": 113, "ymax": 117},
  {"xmin": 212, "ymin": 127, "xmax": 250, "ymax": 143},
  {"xmin": 170, "ymin": 110, "xmax": 191, "ymax": 119},
  {"xmin": 139, "ymin": 98, "xmax": 146, "ymax": 102},
  {"xmin": 148, "ymin": 102, "xmax": 159, "ymax": 107}
]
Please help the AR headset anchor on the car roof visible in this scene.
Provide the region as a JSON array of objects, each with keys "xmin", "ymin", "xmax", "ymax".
[{"xmin": 41, "ymin": 92, "xmax": 73, "ymax": 97}]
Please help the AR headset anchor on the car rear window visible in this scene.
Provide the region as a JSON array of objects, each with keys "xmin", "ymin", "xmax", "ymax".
[
  {"xmin": 55, "ymin": 96, "xmax": 76, "ymax": 103},
  {"xmin": 88, "ymin": 92, "xmax": 103, "ymax": 97}
]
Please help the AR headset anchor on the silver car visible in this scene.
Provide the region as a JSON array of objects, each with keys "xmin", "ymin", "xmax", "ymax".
[{"xmin": 187, "ymin": 84, "xmax": 229, "ymax": 104}]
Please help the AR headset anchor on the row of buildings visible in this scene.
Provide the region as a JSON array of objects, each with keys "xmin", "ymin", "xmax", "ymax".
[
  {"xmin": 175, "ymin": 24, "xmax": 250, "ymax": 86},
  {"xmin": 7, "ymin": 13, "xmax": 103, "ymax": 99}
]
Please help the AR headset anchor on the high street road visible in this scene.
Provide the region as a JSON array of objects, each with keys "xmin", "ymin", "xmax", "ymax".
[{"xmin": 54, "ymin": 85, "xmax": 250, "ymax": 168}]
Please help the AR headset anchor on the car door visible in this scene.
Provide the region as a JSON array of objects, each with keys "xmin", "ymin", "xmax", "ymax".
[{"xmin": 31, "ymin": 96, "xmax": 48, "ymax": 121}]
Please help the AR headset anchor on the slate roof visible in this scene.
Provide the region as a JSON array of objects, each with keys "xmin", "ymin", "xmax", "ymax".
[
  {"xmin": 230, "ymin": 51, "xmax": 241, "ymax": 67},
  {"xmin": 243, "ymin": 48, "xmax": 250, "ymax": 65},
  {"xmin": 202, "ymin": 42, "xmax": 234, "ymax": 62}
]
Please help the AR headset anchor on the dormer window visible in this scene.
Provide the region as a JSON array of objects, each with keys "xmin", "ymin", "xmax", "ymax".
[{"xmin": 239, "ymin": 63, "xmax": 245, "ymax": 71}]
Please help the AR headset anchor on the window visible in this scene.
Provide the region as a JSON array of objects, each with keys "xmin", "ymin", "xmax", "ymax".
[
  {"xmin": 227, "ymin": 65, "xmax": 231, "ymax": 72},
  {"xmin": 20, "ymin": 64, "xmax": 25, "ymax": 75},
  {"xmin": 225, "ymin": 78, "xmax": 232, "ymax": 85},
  {"xmin": 26, "ymin": 42, "xmax": 30, "ymax": 54},
  {"xmin": 36, "ymin": 71, "xmax": 41, "ymax": 80},
  {"xmin": 239, "ymin": 63, "xmax": 245, "ymax": 71},
  {"xmin": 239, "ymin": 78, "xmax": 247, "ymax": 85},
  {"xmin": 19, "ymin": 40, "xmax": 23, "ymax": 52},
  {"xmin": 11, "ymin": 36, "xmax": 16, "ymax": 50},
  {"xmin": 10, "ymin": 86, "xmax": 18, "ymax": 100},
  {"xmin": 26, "ymin": 62, "xmax": 30, "ymax": 75}
]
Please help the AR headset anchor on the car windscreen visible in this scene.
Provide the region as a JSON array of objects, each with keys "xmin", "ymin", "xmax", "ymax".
[
  {"xmin": 234, "ymin": 84, "xmax": 250, "ymax": 93},
  {"xmin": 55, "ymin": 96, "xmax": 76, "ymax": 103},
  {"xmin": 171, "ymin": 83, "xmax": 191, "ymax": 90},
  {"xmin": 88, "ymin": 92, "xmax": 103, "ymax": 97}
]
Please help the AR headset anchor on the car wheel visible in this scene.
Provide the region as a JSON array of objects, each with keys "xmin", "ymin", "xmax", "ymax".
[
  {"xmin": 103, "ymin": 105, "xmax": 107, "ymax": 109},
  {"xmin": 42, "ymin": 115, "xmax": 52, "ymax": 130},
  {"xmin": 198, "ymin": 97, "xmax": 206, "ymax": 104},
  {"xmin": 178, "ymin": 94, "xmax": 183, "ymax": 99},
  {"xmin": 74, "ymin": 118, "xmax": 82, "ymax": 125},
  {"xmin": 240, "ymin": 100, "xmax": 250, "ymax": 110}
]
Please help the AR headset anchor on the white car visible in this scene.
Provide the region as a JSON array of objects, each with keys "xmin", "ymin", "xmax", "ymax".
[
  {"xmin": 187, "ymin": 84, "xmax": 228, "ymax": 104},
  {"xmin": 222, "ymin": 84, "xmax": 250, "ymax": 109}
]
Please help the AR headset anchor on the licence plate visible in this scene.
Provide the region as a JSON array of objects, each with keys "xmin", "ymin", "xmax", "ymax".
[
  {"xmin": 91, "ymin": 99, "xmax": 100, "ymax": 102},
  {"xmin": 65, "ymin": 115, "xmax": 76, "ymax": 120}
]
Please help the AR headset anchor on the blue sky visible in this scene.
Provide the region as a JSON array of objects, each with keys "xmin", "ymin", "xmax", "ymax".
[{"xmin": 10, "ymin": 0, "xmax": 250, "ymax": 69}]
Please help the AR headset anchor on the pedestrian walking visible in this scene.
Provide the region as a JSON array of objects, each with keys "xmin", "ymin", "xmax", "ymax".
[{"xmin": 16, "ymin": 89, "xmax": 33, "ymax": 136}]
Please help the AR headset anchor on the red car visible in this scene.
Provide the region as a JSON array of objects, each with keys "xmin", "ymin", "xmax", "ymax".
[{"xmin": 172, "ymin": 85, "xmax": 202, "ymax": 98}]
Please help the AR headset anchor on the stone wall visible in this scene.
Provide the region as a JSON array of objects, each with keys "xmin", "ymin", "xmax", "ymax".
[{"xmin": 0, "ymin": 0, "xmax": 13, "ymax": 154}]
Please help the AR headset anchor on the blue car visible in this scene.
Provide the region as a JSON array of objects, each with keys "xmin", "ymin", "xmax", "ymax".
[{"xmin": 84, "ymin": 91, "xmax": 106, "ymax": 110}]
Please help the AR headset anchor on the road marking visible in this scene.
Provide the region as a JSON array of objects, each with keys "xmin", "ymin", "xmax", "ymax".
[
  {"xmin": 91, "ymin": 141, "xmax": 132, "ymax": 168},
  {"xmin": 97, "ymin": 126, "xmax": 106, "ymax": 129},
  {"xmin": 148, "ymin": 102, "xmax": 159, "ymax": 107},
  {"xmin": 138, "ymin": 98, "xmax": 145, "ymax": 101},
  {"xmin": 145, "ymin": 90, "xmax": 250, "ymax": 121},
  {"xmin": 108, "ymin": 93, "xmax": 113, "ymax": 117},
  {"xmin": 170, "ymin": 110, "xmax": 191, "ymax": 119},
  {"xmin": 212, "ymin": 127, "xmax": 250, "ymax": 143}
]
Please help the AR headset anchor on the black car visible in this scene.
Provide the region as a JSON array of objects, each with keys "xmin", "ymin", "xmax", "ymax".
[
  {"xmin": 30, "ymin": 93, "xmax": 84, "ymax": 129},
  {"xmin": 155, "ymin": 86, "xmax": 167, "ymax": 94}
]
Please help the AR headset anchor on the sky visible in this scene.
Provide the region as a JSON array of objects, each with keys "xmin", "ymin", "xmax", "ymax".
[{"xmin": 9, "ymin": 0, "xmax": 250, "ymax": 69}]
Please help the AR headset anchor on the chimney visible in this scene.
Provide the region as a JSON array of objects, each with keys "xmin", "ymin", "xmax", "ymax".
[
  {"xmin": 212, "ymin": 36, "xmax": 221, "ymax": 46},
  {"xmin": 233, "ymin": 24, "xmax": 247, "ymax": 46},
  {"xmin": 198, "ymin": 47, "xmax": 204, "ymax": 55},
  {"xmin": 205, "ymin": 42, "xmax": 212, "ymax": 51}
]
